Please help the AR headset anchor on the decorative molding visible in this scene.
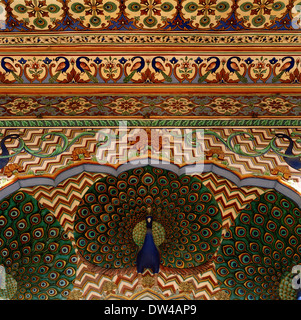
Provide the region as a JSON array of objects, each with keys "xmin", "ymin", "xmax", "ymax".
[
  {"xmin": 0, "ymin": 95, "xmax": 299, "ymax": 117},
  {"xmin": 1, "ymin": 33, "xmax": 301, "ymax": 47}
]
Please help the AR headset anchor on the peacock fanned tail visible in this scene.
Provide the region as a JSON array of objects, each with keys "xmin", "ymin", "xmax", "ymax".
[
  {"xmin": 216, "ymin": 190, "xmax": 301, "ymax": 300},
  {"xmin": 74, "ymin": 166, "xmax": 222, "ymax": 274},
  {"xmin": 0, "ymin": 191, "xmax": 77, "ymax": 300}
]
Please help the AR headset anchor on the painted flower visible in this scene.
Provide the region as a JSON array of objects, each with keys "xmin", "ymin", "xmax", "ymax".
[
  {"xmin": 7, "ymin": 98, "xmax": 36, "ymax": 114},
  {"xmin": 162, "ymin": 97, "xmax": 195, "ymax": 114},
  {"xmin": 43, "ymin": 57, "xmax": 52, "ymax": 65},
  {"xmin": 109, "ymin": 97, "xmax": 141, "ymax": 114},
  {"xmin": 209, "ymin": 97, "xmax": 243, "ymax": 114},
  {"xmin": 94, "ymin": 57, "xmax": 102, "ymax": 65},
  {"xmin": 245, "ymin": 57, "xmax": 254, "ymax": 65},
  {"xmin": 119, "ymin": 57, "xmax": 127, "ymax": 64},
  {"xmin": 269, "ymin": 57, "xmax": 278, "ymax": 64},
  {"xmin": 256, "ymin": 97, "xmax": 293, "ymax": 114},
  {"xmin": 194, "ymin": 57, "xmax": 203, "ymax": 65},
  {"xmin": 59, "ymin": 98, "xmax": 91, "ymax": 114}
]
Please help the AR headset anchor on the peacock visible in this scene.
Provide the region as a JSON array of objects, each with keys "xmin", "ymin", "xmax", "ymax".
[
  {"xmin": 74, "ymin": 166, "xmax": 222, "ymax": 289},
  {"xmin": 226, "ymin": 56, "xmax": 248, "ymax": 83},
  {"xmin": 152, "ymin": 56, "xmax": 172, "ymax": 82},
  {"xmin": 0, "ymin": 134, "xmax": 20, "ymax": 171},
  {"xmin": 49, "ymin": 56, "xmax": 70, "ymax": 83},
  {"xmin": 0, "ymin": 191, "xmax": 77, "ymax": 300},
  {"xmin": 272, "ymin": 57, "xmax": 295, "ymax": 83},
  {"xmin": 275, "ymin": 133, "xmax": 301, "ymax": 171},
  {"xmin": 216, "ymin": 190, "xmax": 301, "ymax": 300},
  {"xmin": 76, "ymin": 57, "xmax": 98, "ymax": 83},
  {"xmin": 198, "ymin": 57, "xmax": 220, "ymax": 83},
  {"xmin": 123, "ymin": 56, "xmax": 145, "ymax": 83},
  {"xmin": 136, "ymin": 207, "xmax": 160, "ymax": 290},
  {"xmin": 0, "ymin": 57, "xmax": 23, "ymax": 84}
]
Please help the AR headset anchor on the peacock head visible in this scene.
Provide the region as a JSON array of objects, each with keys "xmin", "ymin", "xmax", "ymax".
[
  {"xmin": 275, "ymin": 133, "xmax": 291, "ymax": 140},
  {"xmin": 146, "ymin": 206, "xmax": 153, "ymax": 229}
]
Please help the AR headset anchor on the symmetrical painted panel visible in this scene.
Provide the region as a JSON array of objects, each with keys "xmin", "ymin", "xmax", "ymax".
[{"xmin": 2, "ymin": 0, "xmax": 299, "ymax": 31}]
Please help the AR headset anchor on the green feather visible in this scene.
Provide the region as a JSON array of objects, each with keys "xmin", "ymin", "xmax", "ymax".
[
  {"xmin": 160, "ymin": 70, "xmax": 172, "ymax": 83},
  {"xmin": 234, "ymin": 70, "xmax": 248, "ymax": 83},
  {"xmin": 198, "ymin": 70, "xmax": 211, "ymax": 83},
  {"xmin": 272, "ymin": 70, "xmax": 284, "ymax": 83},
  {"xmin": 123, "ymin": 70, "xmax": 136, "ymax": 83}
]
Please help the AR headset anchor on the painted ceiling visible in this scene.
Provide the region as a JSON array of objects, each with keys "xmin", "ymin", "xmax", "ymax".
[{"xmin": 0, "ymin": 0, "xmax": 300, "ymax": 301}]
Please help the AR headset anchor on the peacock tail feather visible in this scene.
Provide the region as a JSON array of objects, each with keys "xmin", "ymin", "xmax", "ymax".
[
  {"xmin": 85, "ymin": 70, "xmax": 98, "ymax": 83},
  {"xmin": 216, "ymin": 190, "xmax": 301, "ymax": 300},
  {"xmin": 74, "ymin": 166, "xmax": 222, "ymax": 275},
  {"xmin": 160, "ymin": 70, "xmax": 172, "ymax": 82},
  {"xmin": 49, "ymin": 71, "xmax": 60, "ymax": 84},
  {"xmin": 272, "ymin": 70, "xmax": 285, "ymax": 83},
  {"xmin": 11, "ymin": 71, "xmax": 23, "ymax": 84},
  {"xmin": 198, "ymin": 70, "xmax": 211, "ymax": 83},
  {"xmin": 123, "ymin": 70, "xmax": 136, "ymax": 83},
  {"xmin": 0, "ymin": 191, "xmax": 77, "ymax": 300},
  {"xmin": 234, "ymin": 70, "xmax": 248, "ymax": 83}
]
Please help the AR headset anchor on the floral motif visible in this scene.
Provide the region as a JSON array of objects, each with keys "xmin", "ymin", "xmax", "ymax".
[
  {"xmin": 125, "ymin": 0, "xmax": 177, "ymax": 28},
  {"xmin": 209, "ymin": 97, "xmax": 246, "ymax": 115},
  {"xmin": 108, "ymin": 97, "xmax": 142, "ymax": 114},
  {"xmin": 181, "ymin": 0, "xmax": 232, "ymax": 28},
  {"xmin": 6, "ymin": 97, "xmax": 37, "ymax": 115},
  {"xmin": 69, "ymin": 0, "xmax": 120, "ymax": 28},
  {"xmin": 12, "ymin": 0, "xmax": 63, "ymax": 29},
  {"xmin": 237, "ymin": 0, "xmax": 289, "ymax": 28},
  {"xmin": 58, "ymin": 97, "xmax": 92, "ymax": 115},
  {"xmin": 161, "ymin": 97, "xmax": 196, "ymax": 114},
  {"xmin": 254, "ymin": 97, "xmax": 295, "ymax": 114}
]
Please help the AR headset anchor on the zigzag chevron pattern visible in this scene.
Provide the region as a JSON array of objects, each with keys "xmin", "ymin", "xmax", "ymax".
[
  {"xmin": 1, "ymin": 128, "xmax": 300, "ymax": 186},
  {"xmin": 195, "ymin": 172, "xmax": 265, "ymax": 232},
  {"xmin": 22, "ymin": 170, "xmax": 266, "ymax": 299},
  {"xmin": 73, "ymin": 260, "xmax": 219, "ymax": 300},
  {"xmin": 21, "ymin": 172, "xmax": 106, "ymax": 239}
]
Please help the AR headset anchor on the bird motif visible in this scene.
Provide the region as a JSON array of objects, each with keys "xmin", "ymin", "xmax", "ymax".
[
  {"xmin": 151, "ymin": 56, "xmax": 172, "ymax": 82},
  {"xmin": 198, "ymin": 57, "xmax": 221, "ymax": 83},
  {"xmin": 123, "ymin": 56, "xmax": 146, "ymax": 83},
  {"xmin": 49, "ymin": 57, "xmax": 70, "ymax": 83},
  {"xmin": 216, "ymin": 190, "xmax": 301, "ymax": 300},
  {"xmin": 0, "ymin": 134, "xmax": 20, "ymax": 172},
  {"xmin": 226, "ymin": 56, "xmax": 248, "ymax": 83},
  {"xmin": 76, "ymin": 57, "xmax": 98, "ymax": 83},
  {"xmin": 0, "ymin": 57, "xmax": 23, "ymax": 83},
  {"xmin": 275, "ymin": 133, "xmax": 301, "ymax": 171},
  {"xmin": 136, "ymin": 207, "xmax": 160, "ymax": 290},
  {"xmin": 74, "ymin": 166, "xmax": 222, "ymax": 287},
  {"xmin": 272, "ymin": 57, "xmax": 295, "ymax": 83},
  {"xmin": 0, "ymin": 191, "xmax": 77, "ymax": 299}
]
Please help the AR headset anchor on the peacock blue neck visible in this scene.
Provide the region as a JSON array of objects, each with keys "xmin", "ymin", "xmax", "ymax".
[{"xmin": 146, "ymin": 216, "xmax": 153, "ymax": 229}]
